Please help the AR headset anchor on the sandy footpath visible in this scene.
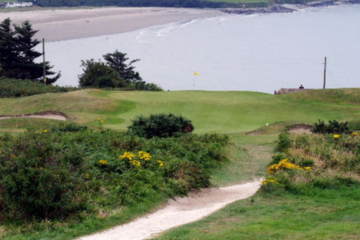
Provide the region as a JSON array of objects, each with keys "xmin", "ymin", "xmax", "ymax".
[
  {"xmin": 77, "ymin": 180, "xmax": 261, "ymax": 240},
  {"xmin": 0, "ymin": 7, "xmax": 222, "ymax": 41}
]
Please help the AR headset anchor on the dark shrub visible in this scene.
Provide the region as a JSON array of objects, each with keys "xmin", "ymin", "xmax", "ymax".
[
  {"xmin": 128, "ymin": 114, "xmax": 194, "ymax": 138},
  {"xmin": 0, "ymin": 132, "xmax": 88, "ymax": 219},
  {"xmin": 312, "ymin": 120, "xmax": 349, "ymax": 134},
  {"xmin": 275, "ymin": 133, "xmax": 291, "ymax": 152}
]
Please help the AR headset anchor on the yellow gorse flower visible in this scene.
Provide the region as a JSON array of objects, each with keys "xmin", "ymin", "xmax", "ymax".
[
  {"xmin": 120, "ymin": 152, "xmax": 135, "ymax": 160},
  {"xmin": 333, "ymin": 134, "xmax": 341, "ymax": 139},
  {"xmin": 130, "ymin": 159, "xmax": 141, "ymax": 167},
  {"xmin": 98, "ymin": 159, "xmax": 109, "ymax": 165},
  {"xmin": 138, "ymin": 151, "xmax": 152, "ymax": 161},
  {"xmin": 157, "ymin": 160, "xmax": 165, "ymax": 168},
  {"xmin": 261, "ymin": 178, "xmax": 278, "ymax": 185},
  {"xmin": 267, "ymin": 159, "xmax": 310, "ymax": 174},
  {"xmin": 351, "ymin": 131, "xmax": 360, "ymax": 137}
]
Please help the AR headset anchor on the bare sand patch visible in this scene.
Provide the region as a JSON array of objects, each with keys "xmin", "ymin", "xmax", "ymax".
[
  {"xmin": 77, "ymin": 180, "xmax": 261, "ymax": 240},
  {"xmin": 0, "ymin": 7, "xmax": 222, "ymax": 41},
  {"xmin": 0, "ymin": 111, "xmax": 68, "ymax": 121}
]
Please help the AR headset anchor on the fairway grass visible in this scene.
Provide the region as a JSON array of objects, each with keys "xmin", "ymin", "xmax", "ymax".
[{"xmin": 2, "ymin": 89, "xmax": 358, "ymax": 134}]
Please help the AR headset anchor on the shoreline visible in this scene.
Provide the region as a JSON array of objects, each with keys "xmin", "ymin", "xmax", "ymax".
[
  {"xmin": 0, "ymin": 7, "xmax": 223, "ymax": 41},
  {"xmin": 0, "ymin": 1, "xmax": 358, "ymax": 42}
]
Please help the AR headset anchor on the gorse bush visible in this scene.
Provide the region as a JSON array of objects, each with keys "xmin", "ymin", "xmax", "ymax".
[
  {"xmin": 0, "ymin": 132, "xmax": 89, "ymax": 219},
  {"xmin": 0, "ymin": 125, "xmax": 228, "ymax": 220},
  {"xmin": 261, "ymin": 129, "xmax": 360, "ymax": 195},
  {"xmin": 128, "ymin": 114, "xmax": 194, "ymax": 138},
  {"xmin": 312, "ymin": 120, "xmax": 349, "ymax": 134},
  {"xmin": 0, "ymin": 78, "xmax": 72, "ymax": 98}
]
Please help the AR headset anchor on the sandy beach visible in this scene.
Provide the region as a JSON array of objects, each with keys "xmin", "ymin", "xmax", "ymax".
[{"xmin": 0, "ymin": 7, "xmax": 222, "ymax": 41}]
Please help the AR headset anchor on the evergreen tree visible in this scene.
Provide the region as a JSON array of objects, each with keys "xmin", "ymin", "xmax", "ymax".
[
  {"xmin": 0, "ymin": 18, "xmax": 17, "ymax": 77},
  {"xmin": 0, "ymin": 18, "xmax": 60, "ymax": 84},
  {"xmin": 103, "ymin": 51, "xmax": 142, "ymax": 84}
]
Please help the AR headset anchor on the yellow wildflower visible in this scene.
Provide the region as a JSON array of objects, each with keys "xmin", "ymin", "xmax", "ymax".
[
  {"xmin": 98, "ymin": 159, "xmax": 109, "ymax": 165},
  {"xmin": 303, "ymin": 166, "xmax": 312, "ymax": 171},
  {"xmin": 333, "ymin": 134, "xmax": 341, "ymax": 139},
  {"xmin": 267, "ymin": 159, "xmax": 303, "ymax": 174},
  {"xmin": 138, "ymin": 151, "xmax": 152, "ymax": 161},
  {"xmin": 351, "ymin": 131, "xmax": 360, "ymax": 137},
  {"xmin": 262, "ymin": 178, "xmax": 278, "ymax": 185},
  {"xmin": 130, "ymin": 159, "xmax": 141, "ymax": 167},
  {"xmin": 42, "ymin": 129, "xmax": 48, "ymax": 133},
  {"xmin": 120, "ymin": 152, "xmax": 135, "ymax": 160},
  {"xmin": 157, "ymin": 160, "xmax": 165, "ymax": 168}
]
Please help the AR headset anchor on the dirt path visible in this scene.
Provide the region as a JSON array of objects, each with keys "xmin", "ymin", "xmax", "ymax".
[
  {"xmin": 77, "ymin": 180, "xmax": 261, "ymax": 240},
  {"xmin": 0, "ymin": 111, "xmax": 68, "ymax": 121}
]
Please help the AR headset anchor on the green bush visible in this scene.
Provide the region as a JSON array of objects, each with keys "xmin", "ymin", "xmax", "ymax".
[
  {"xmin": 128, "ymin": 114, "xmax": 194, "ymax": 138},
  {"xmin": 275, "ymin": 132, "xmax": 291, "ymax": 152},
  {"xmin": 312, "ymin": 120, "xmax": 349, "ymax": 134},
  {"xmin": 0, "ymin": 132, "xmax": 89, "ymax": 219},
  {"xmin": 0, "ymin": 78, "xmax": 72, "ymax": 98},
  {"xmin": 0, "ymin": 125, "xmax": 228, "ymax": 221}
]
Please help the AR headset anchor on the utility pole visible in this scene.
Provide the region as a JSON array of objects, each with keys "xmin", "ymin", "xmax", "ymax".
[
  {"xmin": 323, "ymin": 56, "xmax": 327, "ymax": 89},
  {"xmin": 42, "ymin": 38, "xmax": 46, "ymax": 84}
]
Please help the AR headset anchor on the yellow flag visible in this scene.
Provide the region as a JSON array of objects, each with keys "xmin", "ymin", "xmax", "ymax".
[{"xmin": 193, "ymin": 72, "xmax": 200, "ymax": 76}]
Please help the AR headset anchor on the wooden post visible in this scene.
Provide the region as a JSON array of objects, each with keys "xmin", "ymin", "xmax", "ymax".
[
  {"xmin": 42, "ymin": 38, "xmax": 46, "ymax": 84},
  {"xmin": 323, "ymin": 56, "xmax": 327, "ymax": 89}
]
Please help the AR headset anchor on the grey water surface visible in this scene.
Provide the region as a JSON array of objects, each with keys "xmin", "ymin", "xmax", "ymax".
[{"xmin": 47, "ymin": 5, "xmax": 360, "ymax": 93}]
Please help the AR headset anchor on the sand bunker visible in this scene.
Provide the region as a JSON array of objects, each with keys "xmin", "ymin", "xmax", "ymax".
[
  {"xmin": 0, "ymin": 111, "xmax": 68, "ymax": 121},
  {"xmin": 77, "ymin": 180, "xmax": 261, "ymax": 240}
]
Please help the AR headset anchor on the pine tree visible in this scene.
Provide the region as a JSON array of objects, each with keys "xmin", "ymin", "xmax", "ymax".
[
  {"xmin": 0, "ymin": 18, "xmax": 60, "ymax": 84},
  {"xmin": 0, "ymin": 18, "xmax": 17, "ymax": 77}
]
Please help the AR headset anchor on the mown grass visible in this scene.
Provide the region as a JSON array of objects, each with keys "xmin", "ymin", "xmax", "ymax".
[
  {"xmin": 155, "ymin": 187, "xmax": 360, "ymax": 240},
  {"xmin": 1, "ymin": 89, "xmax": 359, "ymax": 134}
]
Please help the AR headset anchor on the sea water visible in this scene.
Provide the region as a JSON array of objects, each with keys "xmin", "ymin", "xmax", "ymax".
[{"xmin": 46, "ymin": 5, "xmax": 360, "ymax": 93}]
